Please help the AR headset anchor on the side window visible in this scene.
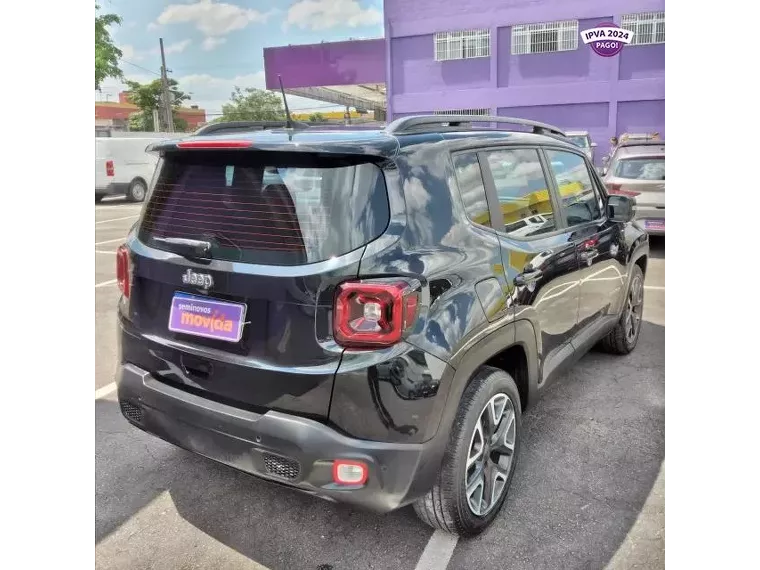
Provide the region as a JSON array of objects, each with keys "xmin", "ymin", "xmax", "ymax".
[
  {"xmin": 482, "ymin": 148, "xmax": 557, "ymax": 238},
  {"xmin": 452, "ymin": 152, "xmax": 491, "ymax": 228},
  {"xmin": 546, "ymin": 150, "xmax": 603, "ymax": 226}
]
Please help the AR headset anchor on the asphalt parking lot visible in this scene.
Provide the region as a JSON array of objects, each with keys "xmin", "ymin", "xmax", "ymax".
[{"xmin": 95, "ymin": 198, "xmax": 665, "ymax": 570}]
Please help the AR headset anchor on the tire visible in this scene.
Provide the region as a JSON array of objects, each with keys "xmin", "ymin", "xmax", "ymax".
[
  {"xmin": 127, "ymin": 179, "xmax": 147, "ymax": 202},
  {"xmin": 598, "ymin": 264, "xmax": 645, "ymax": 355},
  {"xmin": 414, "ymin": 366, "xmax": 522, "ymax": 536},
  {"xmin": 95, "ymin": 194, "xmax": 105, "ymax": 203}
]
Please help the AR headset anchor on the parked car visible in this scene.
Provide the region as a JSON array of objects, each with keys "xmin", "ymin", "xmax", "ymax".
[
  {"xmin": 566, "ymin": 130, "xmax": 596, "ymax": 162},
  {"xmin": 602, "ymin": 132, "xmax": 661, "ymax": 168},
  {"xmin": 602, "ymin": 139, "xmax": 665, "ymax": 235},
  {"xmin": 114, "ymin": 114, "xmax": 649, "ymax": 536},
  {"xmin": 95, "ymin": 137, "xmax": 165, "ymax": 202}
]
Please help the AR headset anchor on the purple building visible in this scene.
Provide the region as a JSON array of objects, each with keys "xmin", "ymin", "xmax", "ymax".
[
  {"xmin": 264, "ymin": 0, "xmax": 664, "ymax": 162},
  {"xmin": 385, "ymin": 0, "xmax": 664, "ymax": 159}
]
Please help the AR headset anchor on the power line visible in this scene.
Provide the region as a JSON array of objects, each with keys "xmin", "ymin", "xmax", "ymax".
[{"xmin": 121, "ymin": 59, "xmax": 161, "ymax": 76}]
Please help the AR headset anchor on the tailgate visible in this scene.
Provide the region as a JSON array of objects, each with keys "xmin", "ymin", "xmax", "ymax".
[{"xmin": 123, "ymin": 148, "xmax": 390, "ymax": 418}]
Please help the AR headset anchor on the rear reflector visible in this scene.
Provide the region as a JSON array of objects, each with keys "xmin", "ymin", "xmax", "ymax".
[
  {"xmin": 332, "ymin": 460, "xmax": 368, "ymax": 486},
  {"xmin": 334, "ymin": 280, "xmax": 420, "ymax": 349},
  {"xmin": 116, "ymin": 245, "xmax": 130, "ymax": 298},
  {"xmin": 106, "ymin": 160, "xmax": 114, "ymax": 177},
  {"xmin": 176, "ymin": 140, "xmax": 252, "ymax": 149}
]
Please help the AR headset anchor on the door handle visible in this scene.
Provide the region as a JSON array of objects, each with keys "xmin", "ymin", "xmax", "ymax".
[{"xmin": 514, "ymin": 269, "xmax": 543, "ymax": 286}]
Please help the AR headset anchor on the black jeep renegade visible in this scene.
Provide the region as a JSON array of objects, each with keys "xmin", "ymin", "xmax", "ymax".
[{"xmin": 115, "ymin": 115, "xmax": 648, "ymax": 536}]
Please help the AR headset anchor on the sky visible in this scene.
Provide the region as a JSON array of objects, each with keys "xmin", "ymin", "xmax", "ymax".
[{"xmin": 97, "ymin": 0, "xmax": 385, "ymax": 116}]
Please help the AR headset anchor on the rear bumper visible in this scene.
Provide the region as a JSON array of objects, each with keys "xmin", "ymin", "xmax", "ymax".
[{"xmin": 116, "ymin": 363, "xmax": 440, "ymax": 513}]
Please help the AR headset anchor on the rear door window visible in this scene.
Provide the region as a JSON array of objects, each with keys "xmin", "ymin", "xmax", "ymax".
[
  {"xmin": 546, "ymin": 150, "xmax": 603, "ymax": 227},
  {"xmin": 481, "ymin": 148, "xmax": 557, "ymax": 238},
  {"xmin": 139, "ymin": 151, "xmax": 390, "ymax": 266}
]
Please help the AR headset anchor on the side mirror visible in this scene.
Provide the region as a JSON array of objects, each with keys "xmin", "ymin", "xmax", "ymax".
[
  {"xmin": 591, "ymin": 142, "xmax": 597, "ymax": 148},
  {"xmin": 608, "ymin": 195, "xmax": 635, "ymax": 223}
]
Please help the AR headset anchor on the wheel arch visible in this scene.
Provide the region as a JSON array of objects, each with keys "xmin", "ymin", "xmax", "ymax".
[{"xmin": 435, "ymin": 319, "xmax": 539, "ymax": 441}]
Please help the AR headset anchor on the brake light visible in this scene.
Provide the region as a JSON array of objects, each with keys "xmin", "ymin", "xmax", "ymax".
[
  {"xmin": 334, "ymin": 280, "xmax": 420, "ymax": 349},
  {"xmin": 106, "ymin": 160, "xmax": 114, "ymax": 177},
  {"xmin": 607, "ymin": 183, "xmax": 639, "ymax": 197},
  {"xmin": 176, "ymin": 140, "xmax": 252, "ymax": 149},
  {"xmin": 116, "ymin": 245, "xmax": 131, "ymax": 298},
  {"xmin": 332, "ymin": 460, "xmax": 368, "ymax": 486}
]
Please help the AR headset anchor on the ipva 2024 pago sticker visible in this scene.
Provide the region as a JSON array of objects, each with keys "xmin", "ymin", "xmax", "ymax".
[{"xmin": 581, "ymin": 23, "xmax": 635, "ymax": 57}]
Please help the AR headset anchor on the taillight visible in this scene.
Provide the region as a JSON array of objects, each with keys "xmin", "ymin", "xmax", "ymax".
[
  {"xmin": 334, "ymin": 280, "xmax": 420, "ymax": 349},
  {"xmin": 106, "ymin": 160, "xmax": 114, "ymax": 177},
  {"xmin": 116, "ymin": 245, "xmax": 130, "ymax": 298},
  {"xmin": 607, "ymin": 183, "xmax": 639, "ymax": 197}
]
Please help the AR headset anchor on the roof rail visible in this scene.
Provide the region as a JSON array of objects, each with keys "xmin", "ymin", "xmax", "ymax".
[
  {"xmin": 192, "ymin": 120, "xmax": 310, "ymax": 136},
  {"xmin": 385, "ymin": 114, "xmax": 566, "ymax": 137}
]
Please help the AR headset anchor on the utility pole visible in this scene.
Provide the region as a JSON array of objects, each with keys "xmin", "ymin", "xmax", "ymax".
[{"xmin": 159, "ymin": 38, "xmax": 175, "ymax": 133}]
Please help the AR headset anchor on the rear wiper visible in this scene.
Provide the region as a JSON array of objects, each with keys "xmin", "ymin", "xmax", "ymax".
[{"xmin": 152, "ymin": 237, "xmax": 212, "ymax": 259}]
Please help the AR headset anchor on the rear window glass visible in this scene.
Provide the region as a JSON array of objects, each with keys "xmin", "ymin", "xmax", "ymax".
[
  {"xmin": 614, "ymin": 158, "xmax": 665, "ymax": 180},
  {"xmin": 139, "ymin": 150, "xmax": 389, "ymax": 266},
  {"xmin": 568, "ymin": 136, "xmax": 589, "ymax": 148}
]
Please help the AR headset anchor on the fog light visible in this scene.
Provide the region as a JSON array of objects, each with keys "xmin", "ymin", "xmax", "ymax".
[{"xmin": 332, "ymin": 460, "xmax": 368, "ymax": 485}]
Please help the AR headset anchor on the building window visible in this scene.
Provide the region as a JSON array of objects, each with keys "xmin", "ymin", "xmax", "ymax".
[
  {"xmin": 434, "ymin": 29, "xmax": 491, "ymax": 61},
  {"xmin": 511, "ymin": 20, "xmax": 578, "ymax": 55},
  {"xmin": 435, "ymin": 109, "xmax": 490, "ymax": 116},
  {"xmin": 621, "ymin": 11, "xmax": 665, "ymax": 45}
]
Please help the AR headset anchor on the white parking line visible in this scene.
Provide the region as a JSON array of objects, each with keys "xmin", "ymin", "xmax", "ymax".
[
  {"xmin": 414, "ymin": 530, "xmax": 459, "ymax": 570},
  {"xmin": 95, "ymin": 237, "xmax": 126, "ymax": 246},
  {"xmin": 96, "ymin": 215, "xmax": 138, "ymax": 225},
  {"xmin": 644, "ymin": 285, "xmax": 664, "ymax": 290},
  {"xmin": 96, "ymin": 250, "xmax": 115, "ymax": 254},
  {"xmin": 95, "ymin": 382, "xmax": 117, "ymax": 399},
  {"xmin": 96, "ymin": 278, "xmax": 117, "ymax": 288}
]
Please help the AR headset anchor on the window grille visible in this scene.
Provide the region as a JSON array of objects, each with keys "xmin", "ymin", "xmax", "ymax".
[
  {"xmin": 435, "ymin": 29, "xmax": 491, "ymax": 61},
  {"xmin": 621, "ymin": 11, "xmax": 665, "ymax": 45},
  {"xmin": 511, "ymin": 20, "xmax": 578, "ymax": 55},
  {"xmin": 434, "ymin": 109, "xmax": 490, "ymax": 116}
]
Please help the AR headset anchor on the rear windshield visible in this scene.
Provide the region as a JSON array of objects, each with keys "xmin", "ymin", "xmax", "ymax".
[
  {"xmin": 568, "ymin": 136, "xmax": 589, "ymax": 148},
  {"xmin": 614, "ymin": 157, "xmax": 665, "ymax": 180},
  {"xmin": 138, "ymin": 150, "xmax": 389, "ymax": 266}
]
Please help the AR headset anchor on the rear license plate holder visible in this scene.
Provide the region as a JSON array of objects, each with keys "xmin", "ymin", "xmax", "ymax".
[{"xmin": 168, "ymin": 292, "xmax": 247, "ymax": 343}]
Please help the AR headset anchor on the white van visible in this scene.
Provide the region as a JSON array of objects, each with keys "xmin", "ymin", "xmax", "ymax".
[{"xmin": 95, "ymin": 137, "xmax": 165, "ymax": 202}]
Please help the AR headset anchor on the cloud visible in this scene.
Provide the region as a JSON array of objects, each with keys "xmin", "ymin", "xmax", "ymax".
[
  {"xmin": 118, "ymin": 44, "xmax": 142, "ymax": 61},
  {"xmin": 162, "ymin": 39, "xmax": 192, "ymax": 54},
  {"xmin": 154, "ymin": 0, "xmax": 273, "ymax": 37},
  {"xmin": 202, "ymin": 37, "xmax": 227, "ymax": 51},
  {"xmin": 285, "ymin": 0, "xmax": 382, "ymax": 31}
]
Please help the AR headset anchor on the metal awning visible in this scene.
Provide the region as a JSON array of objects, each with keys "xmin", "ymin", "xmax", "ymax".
[{"xmin": 280, "ymin": 84, "xmax": 386, "ymax": 113}]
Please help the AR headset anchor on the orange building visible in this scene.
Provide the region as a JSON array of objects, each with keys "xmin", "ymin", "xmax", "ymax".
[{"xmin": 95, "ymin": 92, "xmax": 206, "ymax": 132}]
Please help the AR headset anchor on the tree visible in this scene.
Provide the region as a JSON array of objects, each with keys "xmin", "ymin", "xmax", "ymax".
[
  {"xmin": 124, "ymin": 79, "xmax": 191, "ymax": 131},
  {"xmin": 308, "ymin": 112, "xmax": 326, "ymax": 123},
  {"xmin": 219, "ymin": 87, "xmax": 285, "ymax": 122},
  {"xmin": 95, "ymin": 4, "xmax": 123, "ymax": 90}
]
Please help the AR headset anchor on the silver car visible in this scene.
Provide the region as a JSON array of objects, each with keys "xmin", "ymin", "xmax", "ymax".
[
  {"xmin": 602, "ymin": 140, "xmax": 665, "ymax": 235},
  {"xmin": 566, "ymin": 130, "xmax": 597, "ymax": 162}
]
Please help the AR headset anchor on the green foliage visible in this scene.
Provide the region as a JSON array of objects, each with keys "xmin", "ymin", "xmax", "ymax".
[
  {"xmin": 95, "ymin": 4, "xmax": 123, "ymax": 90},
  {"xmin": 219, "ymin": 87, "xmax": 285, "ymax": 121},
  {"xmin": 124, "ymin": 79, "xmax": 191, "ymax": 131},
  {"xmin": 308, "ymin": 112, "xmax": 326, "ymax": 123}
]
